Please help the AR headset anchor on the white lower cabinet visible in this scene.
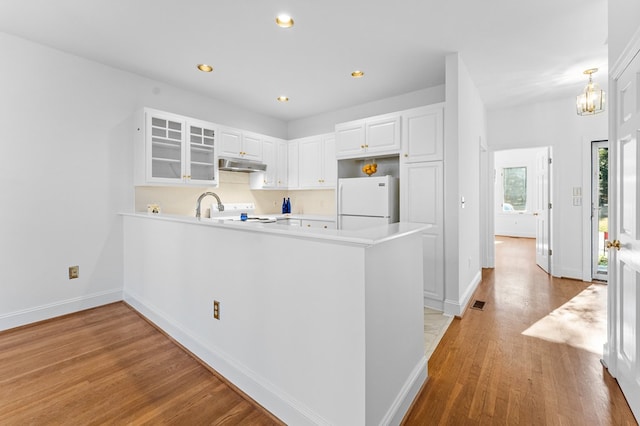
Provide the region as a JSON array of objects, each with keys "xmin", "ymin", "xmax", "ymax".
[
  {"xmin": 301, "ymin": 219, "xmax": 336, "ymax": 229},
  {"xmin": 400, "ymin": 161, "xmax": 444, "ymax": 308}
]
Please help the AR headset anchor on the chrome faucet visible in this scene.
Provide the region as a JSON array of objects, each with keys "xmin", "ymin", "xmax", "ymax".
[{"xmin": 195, "ymin": 192, "xmax": 224, "ymax": 219}]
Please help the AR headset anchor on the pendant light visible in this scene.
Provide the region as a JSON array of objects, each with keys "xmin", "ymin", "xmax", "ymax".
[{"xmin": 576, "ymin": 68, "xmax": 605, "ymax": 115}]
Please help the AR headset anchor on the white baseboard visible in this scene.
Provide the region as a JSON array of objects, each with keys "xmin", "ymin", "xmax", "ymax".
[
  {"xmin": 423, "ymin": 296, "xmax": 444, "ymax": 311},
  {"xmin": 124, "ymin": 291, "xmax": 330, "ymax": 426},
  {"xmin": 443, "ymin": 270, "xmax": 482, "ymax": 316},
  {"xmin": 554, "ymin": 267, "xmax": 583, "ymax": 281},
  {"xmin": 383, "ymin": 356, "xmax": 427, "ymax": 426},
  {"xmin": 0, "ymin": 289, "xmax": 123, "ymax": 332}
]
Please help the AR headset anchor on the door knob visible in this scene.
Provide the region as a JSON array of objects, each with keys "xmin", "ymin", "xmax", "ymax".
[{"xmin": 606, "ymin": 240, "xmax": 621, "ymax": 251}]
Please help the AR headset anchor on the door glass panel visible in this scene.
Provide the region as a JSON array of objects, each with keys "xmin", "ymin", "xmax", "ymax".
[
  {"xmin": 503, "ymin": 166, "xmax": 527, "ymax": 211},
  {"xmin": 595, "ymin": 144, "xmax": 608, "ymax": 278}
]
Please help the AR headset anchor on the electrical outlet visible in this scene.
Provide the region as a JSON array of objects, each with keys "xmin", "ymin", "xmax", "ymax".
[
  {"xmin": 213, "ymin": 300, "xmax": 220, "ymax": 320},
  {"xmin": 69, "ymin": 265, "xmax": 79, "ymax": 279}
]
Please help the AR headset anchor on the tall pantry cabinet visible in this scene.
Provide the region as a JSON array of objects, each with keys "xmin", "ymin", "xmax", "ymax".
[{"xmin": 400, "ymin": 104, "xmax": 445, "ymax": 310}]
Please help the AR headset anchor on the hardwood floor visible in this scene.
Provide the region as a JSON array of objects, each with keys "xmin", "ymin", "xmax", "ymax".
[
  {"xmin": 403, "ymin": 236, "xmax": 638, "ymax": 425},
  {"xmin": 0, "ymin": 303, "xmax": 282, "ymax": 425}
]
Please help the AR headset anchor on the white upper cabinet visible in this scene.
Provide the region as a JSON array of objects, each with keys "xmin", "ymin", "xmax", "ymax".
[
  {"xmin": 297, "ymin": 133, "xmax": 336, "ymax": 189},
  {"xmin": 365, "ymin": 114, "xmax": 401, "ymax": 154},
  {"xmin": 287, "ymin": 141, "xmax": 299, "ymax": 189},
  {"xmin": 219, "ymin": 127, "xmax": 263, "ymax": 162},
  {"xmin": 335, "ymin": 113, "xmax": 401, "ymax": 159},
  {"xmin": 134, "ymin": 108, "xmax": 217, "ymax": 187},
  {"xmin": 401, "ymin": 104, "xmax": 444, "ymax": 163},
  {"xmin": 187, "ymin": 119, "xmax": 218, "ymax": 185},
  {"xmin": 250, "ymin": 137, "xmax": 288, "ymax": 190},
  {"xmin": 276, "ymin": 139, "xmax": 288, "ymax": 188},
  {"xmin": 335, "ymin": 121, "xmax": 365, "ymax": 158}
]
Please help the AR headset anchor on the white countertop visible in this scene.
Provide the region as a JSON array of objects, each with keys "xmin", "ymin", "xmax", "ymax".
[{"xmin": 121, "ymin": 212, "xmax": 429, "ymax": 246}]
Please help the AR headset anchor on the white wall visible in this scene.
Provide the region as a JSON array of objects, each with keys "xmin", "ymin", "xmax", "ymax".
[
  {"xmin": 494, "ymin": 148, "xmax": 544, "ymax": 238},
  {"xmin": 443, "ymin": 53, "xmax": 486, "ymax": 316},
  {"xmin": 608, "ymin": 0, "xmax": 640, "ymax": 65},
  {"xmin": 0, "ymin": 32, "xmax": 287, "ymax": 330},
  {"xmin": 487, "ymin": 97, "xmax": 607, "ymax": 279},
  {"xmin": 287, "ymin": 85, "xmax": 445, "ymax": 139}
]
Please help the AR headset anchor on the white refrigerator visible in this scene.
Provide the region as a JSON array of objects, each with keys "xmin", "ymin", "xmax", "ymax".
[{"xmin": 338, "ymin": 175, "xmax": 399, "ymax": 230}]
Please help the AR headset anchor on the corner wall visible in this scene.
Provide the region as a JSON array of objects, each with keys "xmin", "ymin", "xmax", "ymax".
[
  {"xmin": 444, "ymin": 53, "xmax": 486, "ymax": 316},
  {"xmin": 0, "ymin": 32, "xmax": 287, "ymax": 330}
]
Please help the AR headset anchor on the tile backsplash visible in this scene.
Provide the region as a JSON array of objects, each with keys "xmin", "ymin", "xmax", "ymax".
[{"xmin": 135, "ymin": 171, "xmax": 335, "ymax": 217}]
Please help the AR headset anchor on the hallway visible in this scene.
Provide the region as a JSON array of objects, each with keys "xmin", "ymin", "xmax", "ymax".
[{"xmin": 404, "ymin": 236, "xmax": 637, "ymax": 425}]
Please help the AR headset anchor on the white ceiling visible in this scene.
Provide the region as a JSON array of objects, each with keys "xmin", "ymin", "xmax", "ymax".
[{"xmin": 0, "ymin": 0, "xmax": 608, "ymax": 121}]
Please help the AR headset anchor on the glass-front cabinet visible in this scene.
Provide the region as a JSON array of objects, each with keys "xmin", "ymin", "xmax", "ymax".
[{"xmin": 135, "ymin": 108, "xmax": 218, "ymax": 186}]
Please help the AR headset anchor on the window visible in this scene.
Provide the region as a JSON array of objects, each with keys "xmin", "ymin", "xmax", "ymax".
[{"xmin": 503, "ymin": 167, "xmax": 527, "ymax": 211}]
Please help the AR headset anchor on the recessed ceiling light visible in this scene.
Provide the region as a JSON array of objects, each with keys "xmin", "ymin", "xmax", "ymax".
[
  {"xmin": 276, "ymin": 14, "xmax": 294, "ymax": 28},
  {"xmin": 351, "ymin": 70, "xmax": 365, "ymax": 78},
  {"xmin": 277, "ymin": 96, "xmax": 289, "ymax": 102},
  {"xmin": 197, "ymin": 64, "xmax": 213, "ymax": 72}
]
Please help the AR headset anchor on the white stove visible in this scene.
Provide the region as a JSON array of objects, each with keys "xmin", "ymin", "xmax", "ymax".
[{"xmin": 208, "ymin": 202, "xmax": 277, "ymax": 223}]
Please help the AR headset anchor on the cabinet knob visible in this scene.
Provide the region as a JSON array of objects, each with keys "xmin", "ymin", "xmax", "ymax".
[
  {"xmin": 187, "ymin": 175, "xmax": 191, "ymax": 179},
  {"xmin": 365, "ymin": 144, "xmax": 369, "ymax": 148},
  {"xmin": 404, "ymin": 153, "xmax": 408, "ymax": 157},
  {"xmin": 307, "ymin": 224, "xmax": 311, "ymax": 227},
  {"xmin": 360, "ymin": 145, "xmax": 365, "ymax": 149}
]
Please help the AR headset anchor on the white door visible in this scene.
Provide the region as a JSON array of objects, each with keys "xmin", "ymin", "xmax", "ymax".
[
  {"xmin": 534, "ymin": 148, "xmax": 551, "ymax": 273},
  {"xmin": 609, "ymin": 49, "xmax": 640, "ymax": 420}
]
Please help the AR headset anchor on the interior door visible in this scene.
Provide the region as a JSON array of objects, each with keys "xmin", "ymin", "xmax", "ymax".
[
  {"xmin": 610, "ymin": 49, "xmax": 640, "ymax": 420},
  {"xmin": 535, "ymin": 147, "xmax": 551, "ymax": 273}
]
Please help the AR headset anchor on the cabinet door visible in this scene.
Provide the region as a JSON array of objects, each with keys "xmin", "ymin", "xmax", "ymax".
[
  {"xmin": 219, "ymin": 128, "xmax": 243, "ymax": 158},
  {"xmin": 287, "ymin": 141, "xmax": 299, "ymax": 189},
  {"xmin": 261, "ymin": 138, "xmax": 276, "ymax": 187},
  {"xmin": 401, "ymin": 161, "xmax": 444, "ymax": 306},
  {"xmin": 402, "ymin": 105, "xmax": 443, "ymax": 163},
  {"xmin": 301, "ymin": 220, "xmax": 336, "ymax": 229},
  {"xmin": 276, "ymin": 139, "xmax": 288, "ymax": 188},
  {"xmin": 365, "ymin": 114, "xmax": 400, "ymax": 154},
  {"xmin": 186, "ymin": 120, "xmax": 217, "ymax": 185},
  {"xmin": 335, "ymin": 121, "xmax": 365, "ymax": 158},
  {"xmin": 146, "ymin": 112, "xmax": 186, "ymax": 184},
  {"xmin": 321, "ymin": 134, "xmax": 337, "ymax": 187},
  {"xmin": 298, "ymin": 136, "xmax": 323, "ymax": 188},
  {"xmin": 242, "ymin": 133, "xmax": 263, "ymax": 162}
]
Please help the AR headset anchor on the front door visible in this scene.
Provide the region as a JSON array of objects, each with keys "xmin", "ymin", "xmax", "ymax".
[
  {"xmin": 609, "ymin": 49, "xmax": 640, "ymax": 420},
  {"xmin": 535, "ymin": 147, "xmax": 551, "ymax": 273},
  {"xmin": 592, "ymin": 140, "xmax": 608, "ymax": 281}
]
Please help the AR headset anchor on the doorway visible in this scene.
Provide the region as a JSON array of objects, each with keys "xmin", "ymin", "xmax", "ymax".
[
  {"xmin": 591, "ymin": 140, "xmax": 608, "ymax": 281},
  {"xmin": 493, "ymin": 147, "xmax": 552, "ymax": 274}
]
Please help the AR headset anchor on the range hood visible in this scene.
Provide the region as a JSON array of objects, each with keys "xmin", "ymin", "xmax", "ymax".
[{"xmin": 218, "ymin": 157, "xmax": 267, "ymax": 173}]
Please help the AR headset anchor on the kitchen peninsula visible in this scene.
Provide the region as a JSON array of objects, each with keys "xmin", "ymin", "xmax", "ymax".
[{"xmin": 122, "ymin": 213, "xmax": 428, "ymax": 425}]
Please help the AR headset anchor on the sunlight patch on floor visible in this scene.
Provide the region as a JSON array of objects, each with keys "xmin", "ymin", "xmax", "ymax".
[{"xmin": 522, "ymin": 284, "xmax": 606, "ymax": 354}]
